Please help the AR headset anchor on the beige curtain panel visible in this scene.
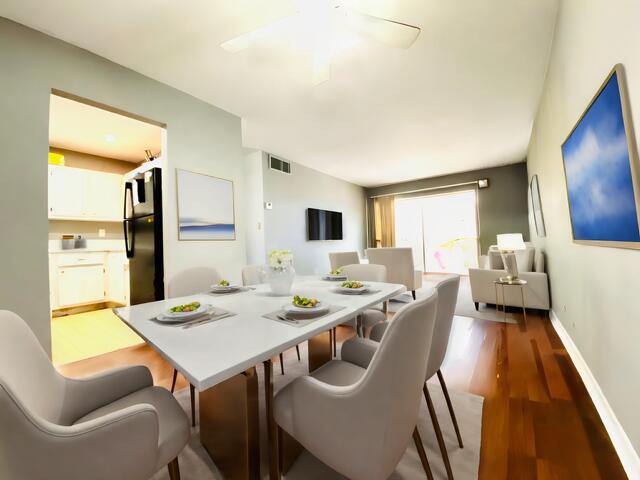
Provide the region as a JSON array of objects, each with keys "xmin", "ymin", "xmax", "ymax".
[{"xmin": 373, "ymin": 196, "xmax": 396, "ymax": 247}]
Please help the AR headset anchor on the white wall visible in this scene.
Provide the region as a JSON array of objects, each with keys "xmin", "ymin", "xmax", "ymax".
[
  {"xmin": 0, "ymin": 18, "xmax": 246, "ymax": 353},
  {"xmin": 243, "ymin": 150, "xmax": 267, "ymax": 265},
  {"xmin": 262, "ymin": 156, "xmax": 366, "ymax": 274},
  {"xmin": 526, "ymin": 0, "xmax": 640, "ymax": 456}
]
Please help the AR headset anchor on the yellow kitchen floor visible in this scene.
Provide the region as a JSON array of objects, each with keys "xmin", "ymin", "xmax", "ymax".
[{"xmin": 51, "ymin": 308, "xmax": 144, "ymax": 366}]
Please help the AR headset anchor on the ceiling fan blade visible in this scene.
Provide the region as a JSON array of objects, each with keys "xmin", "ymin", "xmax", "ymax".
[
  {"xmin": 345, "ymin": 10, "xmax": 420, "ymax": 49},
  {"xmin": 220, "ymin": 16, "xmax": 292, "ymax": 53}
]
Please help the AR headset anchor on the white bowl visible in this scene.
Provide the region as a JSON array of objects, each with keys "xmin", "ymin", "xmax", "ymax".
[
  {"xmin": 336, "ymin": 284, "xmax": 369, "ymax": 294},
  {"xmin": 284, "ymin": 302, "xmax": 329, "ymax": 315},
  {"xmin": 210, "ymin": 284, "xmax": 240, "ymax": 293},
  {"xmin": 162, "ymin": 303, "xmax": 207, "ymax": 320}
]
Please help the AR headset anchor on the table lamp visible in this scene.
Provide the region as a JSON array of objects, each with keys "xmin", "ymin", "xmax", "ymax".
[{"xmin": 497, "ymin": 233, "xmax": 526, "ymax": 281}]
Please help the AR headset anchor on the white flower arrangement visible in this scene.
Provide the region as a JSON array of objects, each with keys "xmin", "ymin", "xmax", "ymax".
[{"xmin": 268, "ymin": 250, "xmax": 293, "ymax": 271}]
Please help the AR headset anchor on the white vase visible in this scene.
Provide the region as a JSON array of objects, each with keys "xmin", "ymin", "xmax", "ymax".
[{"xmin": 268, "ymin": 266, "xmax": 295, "ymax": 296}]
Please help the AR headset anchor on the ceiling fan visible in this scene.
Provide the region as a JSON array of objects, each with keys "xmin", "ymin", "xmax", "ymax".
[{"xmin": 220, "ymin": 0, "xmax": 421, "ymax": 84}]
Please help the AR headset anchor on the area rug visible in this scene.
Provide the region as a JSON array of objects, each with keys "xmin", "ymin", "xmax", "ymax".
[
  {"xmin": 152, "ymin": 341, "xmax": 483, "ymax": 480},
  {"xmin": 388, "ymin": 274, "xmax": 518, "ymax": 324}
]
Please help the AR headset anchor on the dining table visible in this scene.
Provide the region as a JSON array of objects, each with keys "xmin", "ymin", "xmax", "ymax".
[{"xmin": 114, "ymin": 275, "xmax": 406, "ymax": 480}]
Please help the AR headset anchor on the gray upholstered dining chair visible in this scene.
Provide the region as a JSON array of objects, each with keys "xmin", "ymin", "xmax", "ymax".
[
  {"xmin": 274, "ymin": 290, "xmax": 439, "ymax": 480},
  {"xmin": 340, "ymin": 263, "xmax": 388, "ymax": 342},
  {"xmin": 370, "ymin": 274, "xmax": 463, "ymax": 480},
  {"xmin": 0, "ymin": 310, "xmax": 189, "ymax": 480},
  {"xmin": 366, "ymin": 247, "xmax": 423, "ymax": 299},
  {"xmin": 328, "ymin": 251, "xmax": 360, "ymax": 271},
  {"xmin": 241, "ymin": 264, "xmax": 301, "ymax": 374},
  {"xmin": 168, "ymin": 266, "xmax": 221, "ymax": 426},
  {"xmin": 241, "ymin": 264, "xmax": 264, "ymax": 286}
]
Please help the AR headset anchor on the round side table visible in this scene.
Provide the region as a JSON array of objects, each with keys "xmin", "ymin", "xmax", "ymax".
[{"xmin": 493, "ymin": 277, "xmax": 527, "ymax": 325}]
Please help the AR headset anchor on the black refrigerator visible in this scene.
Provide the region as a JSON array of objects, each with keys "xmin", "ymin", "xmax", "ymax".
[{"xmin": 124, "ymin": 168, "xmax": 164, "ymax": 305}]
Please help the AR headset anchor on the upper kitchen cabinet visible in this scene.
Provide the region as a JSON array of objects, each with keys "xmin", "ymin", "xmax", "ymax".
[{"xmin": 48, "ymin": 165, "xmax": 123, "ymax": 221}]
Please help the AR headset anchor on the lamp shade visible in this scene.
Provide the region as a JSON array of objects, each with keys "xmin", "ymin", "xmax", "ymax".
[{"xmin": 497, "ymin": 233, "xmax": 526, "ymax": 251}]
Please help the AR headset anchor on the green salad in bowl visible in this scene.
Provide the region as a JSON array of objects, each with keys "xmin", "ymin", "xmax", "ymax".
[
  {"xmin": 292, "ymin": 295, "xmax": 320, "ymax": 308},
  {"xmin": 329, "ymin": 268, "xmax": 343, "ymax": 276},
  {"xmin": 218, "ymin": 279, "xmax": 230, "ymax": 287},
  {"xmin": 170, "ymin": 301, "xmax": 201, "ymax": 313},
  {"xmin": 341, "ymin": 281, "xmax": 364, "ymax": 289}
]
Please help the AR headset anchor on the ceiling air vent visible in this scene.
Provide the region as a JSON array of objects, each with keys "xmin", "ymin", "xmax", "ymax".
[{"xmin": 269, "ymin": 155, "xmax": 291, "ymax": 174}]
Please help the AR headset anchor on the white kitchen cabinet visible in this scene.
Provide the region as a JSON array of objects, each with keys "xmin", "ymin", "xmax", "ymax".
[
  {"xmin": 49, "ymin": 249, "xmax": 129, "ymax": 310},
  {"xmin": 106, "ymin": 252, "xmax": 129, "ymax": 306},
  {"xmin": 48, "ymin": 165, "xmax": 123, "ymax": 221},
  {"xmin": 57, "ymin": 264, "xmax": 105, "ymax": 307},
  {"xmin": 48, "ymin": 165, "xmax": 84, "ymax": 218}
]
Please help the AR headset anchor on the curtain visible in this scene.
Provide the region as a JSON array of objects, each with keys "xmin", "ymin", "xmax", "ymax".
[{"xmin": 373, "ymin": 196, "xmax": 396, "ymax": 247}]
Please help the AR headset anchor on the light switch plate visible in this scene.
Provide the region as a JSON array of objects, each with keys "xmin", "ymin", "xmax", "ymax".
[{"xmin": 98, "ymin": 228, "xmax": 106, "ymax": 238}]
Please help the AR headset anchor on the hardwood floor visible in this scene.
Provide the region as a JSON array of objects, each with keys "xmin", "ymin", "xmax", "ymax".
[{"xmin": 57, "ymin": 311, "xmax": 627, "ymax": 479}]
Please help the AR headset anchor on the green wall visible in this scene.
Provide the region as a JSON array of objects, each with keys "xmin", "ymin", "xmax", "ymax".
[{"xmin": 365, "ymin": 163, "xmax": 530, "ymax": 252}]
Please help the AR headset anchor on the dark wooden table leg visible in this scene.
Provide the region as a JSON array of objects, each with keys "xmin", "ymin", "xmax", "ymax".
[
  {"xmin": 308, "ymin": 330, "xmax": 332, "ymax": 372},
  {"xmin": 199, "ymin": 369, "xmax": 260, "ymax": 480},
  {"xmin": 263, "ymin": 360, "xmax": 280, "ymax": 480}
]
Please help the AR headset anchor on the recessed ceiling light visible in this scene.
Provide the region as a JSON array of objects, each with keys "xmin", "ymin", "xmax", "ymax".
[{"xmin": 104, "ymin": 133, "xmax": 116, "ymax": 143}]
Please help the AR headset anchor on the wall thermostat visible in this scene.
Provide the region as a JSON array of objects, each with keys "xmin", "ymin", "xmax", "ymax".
[
  {"xmin": 478, "ymin": 178, "xmax": 489, "ymax": 189},
  {"xmin": 264, "ymin": 201, "xmax": 273, "ymax": 210}
]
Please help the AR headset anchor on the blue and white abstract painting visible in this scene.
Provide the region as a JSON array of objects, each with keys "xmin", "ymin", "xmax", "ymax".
[
  {"xmin": 562, "ymin": 71, "xmax": 640, "ymax": 243},
  {"xmin": 177, "ymin": 169, "xmax": 236, "ymax": 240}
]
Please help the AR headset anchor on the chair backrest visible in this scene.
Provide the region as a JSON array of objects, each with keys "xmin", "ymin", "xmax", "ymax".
[
  {"xmin": 0, "ymin": 311, "xmax": 68, "ymax": 425},
  {"xmin": 242, "ymin": 265, "xmax": 264, "ymax": 286},
  {"xmin": 328, "ymin": 251, "xmax": 359, "ymax": 271},
  {"xmin": 365, "ymin": 247, "xmax": 415, "ymax": 287},
  {"xmin": 426, "ymin": 275, "xmax": 460, "ymax": 379},
  {"xmin": 341, "ymin": 263, "xmax": 387, "ymax": 283},
  {"xmin": 168, "ymin": 267, "xmax": 220, "ymax": 297},
  {"xmin": 344, "ymin": 290, "xmax": 438, "ymax": 479}
]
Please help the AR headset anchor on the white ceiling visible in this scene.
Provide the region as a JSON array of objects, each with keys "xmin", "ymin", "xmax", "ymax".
[
  {"xmin": 2, "ymin": 0, "xmax": 558, "ymax": 186},
  {"xmin": 49, "ymin": 94, "xmax": 162, "ymax": 162}
]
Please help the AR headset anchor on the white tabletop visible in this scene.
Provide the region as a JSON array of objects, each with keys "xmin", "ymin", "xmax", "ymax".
[{"xmin": 114, "ymin": 276, "xmax": 406, "ymax": 390}]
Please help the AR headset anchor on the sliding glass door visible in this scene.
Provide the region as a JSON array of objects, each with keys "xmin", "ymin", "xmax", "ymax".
[{"xmin": 394, "ymin": 190, "xmax": 479, "ymax": 274}]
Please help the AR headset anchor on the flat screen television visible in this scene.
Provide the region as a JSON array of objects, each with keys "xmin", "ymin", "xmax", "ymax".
[{"xmin": 307, "ymin": 208, "xmax": 343, "ymax": 240}]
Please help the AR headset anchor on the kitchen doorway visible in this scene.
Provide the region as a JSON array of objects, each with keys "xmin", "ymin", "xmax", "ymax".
[
  {"xmin": 47, "ymin": 91, "xmax": 166, "ymax": 366},
  {"xmin": 394, "ymin": 190, "xmax": 479, "ymax": 275}
]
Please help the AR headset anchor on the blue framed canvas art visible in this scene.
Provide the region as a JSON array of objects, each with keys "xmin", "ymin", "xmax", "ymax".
[
  {"xmin": 176, "ymin": 169, "xmax": 236, "ymax": 241},
  {"xmin": 561, "ymin": 64, "xmax": 640, "ymax": 248}
]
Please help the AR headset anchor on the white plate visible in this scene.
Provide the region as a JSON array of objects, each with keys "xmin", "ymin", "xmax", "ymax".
[
  {"xmin": 283, "ymin": 302, "xmax": 329, "ymax": 315},
  {"xmin": 210, "ymin": 284, "xmax": 240, "ymax": 293},
  {"xmin": 335, "ymin": 284, "xmax": 369, "ymax": 294},
  {"xmin": 160, "ymin": 303, "xmax": 208, "ymax": 322}
]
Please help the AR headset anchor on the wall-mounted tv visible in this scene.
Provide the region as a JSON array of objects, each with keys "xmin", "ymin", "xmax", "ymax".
[{"xmin": 307, "ymin": 208, "xmax": 343, "ymax": 240}]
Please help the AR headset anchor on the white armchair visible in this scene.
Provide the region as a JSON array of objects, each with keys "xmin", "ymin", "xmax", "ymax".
[
  {"xmin": 328, "ymin": 251, "xmax": 360, "ymax": 271},
  {"xmin": 0, "ymin": 310, "xmax": 190, "ymax": 480},
  {"xmin": 365, "ymin": 247, "xmax": 423, "ymax": 299},
  {"xmin": 469, "ymin": 242, "xmax": 550, "ymax": 310},
  {"xmin": 274, "ymin": 290, "xmax": 439, "ymax": 480}
]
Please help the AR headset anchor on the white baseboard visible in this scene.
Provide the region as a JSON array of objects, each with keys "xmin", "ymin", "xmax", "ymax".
[{"xmin": 549, "ymin": 309, "xmax": 640, "ymax": 479}]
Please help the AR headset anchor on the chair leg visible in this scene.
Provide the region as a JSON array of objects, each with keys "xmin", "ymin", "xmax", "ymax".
[
  {"xmin": 295, "ymin": 344, "xmax": 301, "ymax": 361},
  {"xmin": 413, "ymin": 426, "xmax": 434, "ymax": 480},
  {"xmin": 437, "ymin": 369, "xmax": 464, "ymax": 448},
  {"xmin": 189, "ymin": 384, "xmax": 196, "ymax": 427},
  {"xmin": 167, "ymin": 457, "xmax": 180, "ymax": 480},
  {"xmin": 412, "ymin": 290, "xmax": 417, "ymax": 300},
  {"xmin": 424, "ymin": 384, "xmax": 454, "ymax": 480},
  {"xmin": 279, "ymin": 352, "xmax": 285, "ymax": 375},
  {"xmin": 170, "ymin": 369, "xmax": 178, "ymax": 393}
]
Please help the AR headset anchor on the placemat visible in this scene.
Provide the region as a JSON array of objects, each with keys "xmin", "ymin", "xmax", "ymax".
[
  {"xmin": 205, "ymin": 286, "xmax": 255, "ymax": 296},
  {"xmin": 263, "ymin": 304, "xmax": 345, "ymax": 328},
  {"xmin": 329, "ymin": 288, "xmax": 382, "ymax": 296}
]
